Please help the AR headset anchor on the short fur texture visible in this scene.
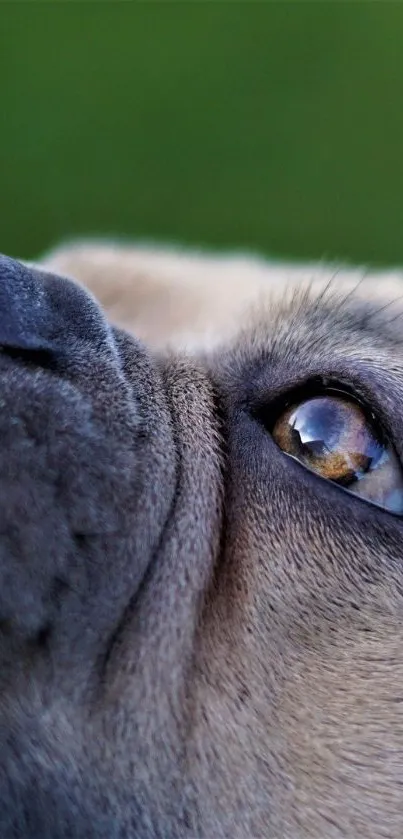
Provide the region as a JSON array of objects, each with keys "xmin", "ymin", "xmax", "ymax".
[{"xmin": 1, "ymin": 241, "xmax": 403, "ymax": 837}]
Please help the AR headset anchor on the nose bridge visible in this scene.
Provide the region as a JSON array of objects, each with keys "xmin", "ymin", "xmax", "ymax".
[
  {"xmin": 0, "ymin": 254, "xmax": 111, "ymax": 358},
  {"xmin": 0, "ymin": 255, "xmax": 50, "ymax": 352}
]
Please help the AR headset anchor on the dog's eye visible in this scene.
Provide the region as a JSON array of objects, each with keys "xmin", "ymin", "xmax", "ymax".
[{"xmin": 272, "ymin": 394, "xmax": 403, "ymax": 514}]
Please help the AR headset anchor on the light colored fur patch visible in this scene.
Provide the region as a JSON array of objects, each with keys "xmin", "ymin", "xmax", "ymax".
[{"xmin": 41, "ymin": 240, "xmax": 403, "ymax": 352}]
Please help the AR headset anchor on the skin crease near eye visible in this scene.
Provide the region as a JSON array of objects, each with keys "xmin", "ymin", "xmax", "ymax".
[{"xmin": 272, "ymin": 394, "xmax": 403, "ymax": 515}]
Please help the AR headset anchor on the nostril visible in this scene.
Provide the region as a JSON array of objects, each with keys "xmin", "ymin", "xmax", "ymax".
[
  {"xmin": 34, "ymin": 622, "xmax": 52, "ymax": 649},
  {"xmin": 0, "ymin": 345, "xmax": 57, "ymax": 372}
]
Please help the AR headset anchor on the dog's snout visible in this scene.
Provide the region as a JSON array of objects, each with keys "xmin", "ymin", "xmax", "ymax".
[
  {"xmin": 0, "ymin": 255, "xmax": 52, "ymax": 353},
  {"xmin": 0, "ymin": 254, "xmax": 110, "ymax": 359}
]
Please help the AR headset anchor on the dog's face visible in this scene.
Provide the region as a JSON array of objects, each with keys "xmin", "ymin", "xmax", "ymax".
[{"xmin": 1, "ymin": 246, "xmax": 403, "ymax": 838}]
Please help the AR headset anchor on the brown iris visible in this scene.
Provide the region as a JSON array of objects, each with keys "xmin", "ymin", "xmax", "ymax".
[{"xmin": 272, "ymin": 394, "xmax": 403, "ymax": 514}]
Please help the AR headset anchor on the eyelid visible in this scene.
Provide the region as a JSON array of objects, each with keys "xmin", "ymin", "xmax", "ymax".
[{"xmin": 281, "ymin": 448, "xmax": 403, "ymax": 517}]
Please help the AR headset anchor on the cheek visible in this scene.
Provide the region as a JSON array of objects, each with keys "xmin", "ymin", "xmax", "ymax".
[
  {"xmin": 194, "ymin": 472, "xmax": 403, "ymax": 833},
  {"xmin": 278, "ymin": 635, "xmax": 403, "ymax": 831}
]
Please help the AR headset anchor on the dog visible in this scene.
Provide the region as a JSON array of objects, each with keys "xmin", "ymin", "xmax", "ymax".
[{"xmin": 1, "ymin": 240, "xmax": 403, "ymax": 838}]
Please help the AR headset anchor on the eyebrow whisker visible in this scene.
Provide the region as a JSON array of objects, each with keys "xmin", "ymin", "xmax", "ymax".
[{"xmin": 329, "ymin": 270, "xmax": 370, "ymax": 316}]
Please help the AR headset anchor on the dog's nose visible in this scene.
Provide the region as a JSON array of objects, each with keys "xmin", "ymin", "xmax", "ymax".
[{"xmin": 0, "ymin": 254, "xmax": 110, "ymax": 358}]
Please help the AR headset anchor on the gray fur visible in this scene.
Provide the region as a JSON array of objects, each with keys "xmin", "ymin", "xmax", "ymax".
[{"xmin": 1, "ymin": 247, "xmax": 403, "ymax": 837}]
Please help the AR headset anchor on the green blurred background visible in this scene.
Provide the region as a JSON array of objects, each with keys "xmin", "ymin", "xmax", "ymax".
[{"xmin": 1, "ymin": 2, "xmax": 403, "ymax": 267}]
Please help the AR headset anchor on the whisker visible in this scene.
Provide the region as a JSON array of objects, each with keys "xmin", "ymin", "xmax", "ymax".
[
  {"xmin": 312, "ymin": 268, "xmax": 343, "ymax": 310},
  {"xmin": 329, "ymin": 270, "xmax": 370, "ymax": 316},
  {"xmin": 378, "ymin": 306, "xmax": 403, "ymax": 327},
  {"xmin": 365, "ymin": 291, "xmax": 403, "ymax": 322}
]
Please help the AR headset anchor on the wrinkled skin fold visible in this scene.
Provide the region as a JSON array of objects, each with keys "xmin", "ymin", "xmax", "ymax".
[{"xmin": 1, "ymin": 244, "xmax": 403, "ymax": 838}]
